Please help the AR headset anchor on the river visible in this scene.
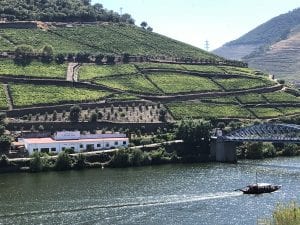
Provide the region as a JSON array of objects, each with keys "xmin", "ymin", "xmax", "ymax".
[{"xmin": 0, "ymin": 157, "xmax": 300, "ymax": 225}]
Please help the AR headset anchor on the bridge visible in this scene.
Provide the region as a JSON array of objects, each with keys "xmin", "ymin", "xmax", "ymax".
[{"xmin": 210, "ymin": 123, "xmax": 300, "ymax": 163}]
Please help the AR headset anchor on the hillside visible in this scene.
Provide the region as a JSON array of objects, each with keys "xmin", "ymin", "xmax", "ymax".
[
  {"xmin": 0, "ymin": 58, "xmax": 299, "ymax": 130},
  {"xmin": 213, "ymin": 7, "xmax": 300, "ymax": 84},
  {"xmin": 0, "ymin": 0, "xmax": 134, "ymax": 23},
  {"xmin": 0, "ymin": 23, "xmax": 218, "ymax": 60}
]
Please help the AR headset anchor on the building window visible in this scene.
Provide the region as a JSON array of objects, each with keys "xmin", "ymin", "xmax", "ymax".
[
  {"xmin": 51, "ymin": 147, "xmax": 56, "ymax": 152},
  {"xmin": 80, "ymin": 144, "xmax": 83, "ymax": 148},
  {"xmin": 62, "ymin": 147, "xmax": 65, "ymax": 151},
  {"xmin": 97, "ymin": 144, "xmax": 101, "ymax": 148},
  {"xmin": 123, "ymin": 141, "xmax": 127, "ymax": 145},
  {"xmin": 33, "ymin": 148, "xmax": 38, "ymax": 152},
  {"xmin": 71, "ymin": 147, "xmax": 75, "ymax": 151},
  {"xmin": 114, "ymin": 141, "xmax": 118, "ymax": 145},
  {"xmin": 86, "ymin": 144, "xmax": 94, "ymax": 151},
  {"xmin": 105, "ymin": 143, "xmax": 109, "ymax": 148},
  {"xmin": 41, "ymin": 148, "xmax": 49, "ymax": 153}
]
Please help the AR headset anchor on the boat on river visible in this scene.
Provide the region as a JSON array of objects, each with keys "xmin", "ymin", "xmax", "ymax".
[{"xmin": 238, "ymin": 183, "xmax": 281, "ymax": 194}]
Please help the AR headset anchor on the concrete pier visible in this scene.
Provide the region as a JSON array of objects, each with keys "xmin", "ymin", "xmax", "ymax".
[{"xmin": 210, "ymin": 137, "xmax": 237, "ymax": 163}]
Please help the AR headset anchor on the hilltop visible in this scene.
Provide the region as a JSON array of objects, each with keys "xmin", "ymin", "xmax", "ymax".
[
  {"xmin": 0, "ymin": 0, "xmax": 134, "ymax": 24},
  {"xmin": 214, "ymin": 7, "xmax": 300, "ymax": 84}
]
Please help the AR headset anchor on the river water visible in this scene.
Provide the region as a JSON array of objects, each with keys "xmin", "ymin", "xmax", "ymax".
[{"xmin": 0, "ymin": 157, "xmax": 300, "ymax": 225}]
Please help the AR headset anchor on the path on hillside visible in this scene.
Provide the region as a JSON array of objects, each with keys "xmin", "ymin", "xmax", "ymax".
[
  {"xmin": 66, "ymin": 63, "xmax": 79, "ymax": 82},
  {"xmin": 3, "ymin": 84, "xmax": 13, "ymax": 110}
]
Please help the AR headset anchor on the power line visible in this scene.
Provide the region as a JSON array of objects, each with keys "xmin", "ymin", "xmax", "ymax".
[{"xmin": 204, "ymin": 40, "xmax": 209, "ymax": 51}]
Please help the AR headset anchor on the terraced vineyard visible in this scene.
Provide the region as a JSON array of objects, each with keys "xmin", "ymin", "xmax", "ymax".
[
  {"xmin": 147, "ymin": 73, "xmax": 221, "ymax": 94},
  {"xmin": 0, "ymin": 59, "xmax": 67, "ymax": 79},
  {"xmin": 0, "ymin": 26, "xmax": 298, "ymax": 122},
  {"xmin": 0, "ymin": 85, "xmax": 7, "ymax": 110},
  {"xmin": 0, "ymin": 24, "xmax": 216, "ymax": 59},
  {"xmin": 79, "ymin": 64, "xmax": 137, "ymax": 81},
  {"xmin": 167, "ymin": 102, "xmax": 253, "ymax": 119},
  {"xmin": 9, "ymin": 83, "xmax": 111, "ymax": 107}
]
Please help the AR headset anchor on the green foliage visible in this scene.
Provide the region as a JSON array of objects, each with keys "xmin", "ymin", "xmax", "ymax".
[
  {"xmin": 168, "ymin": 102, "xmax": 252, "ymax": 119},
  {"xmin": 282, "ymin": 144, "xmax": 299, "ymax": 156},
  {"xmin": 79, "ymin": 64, "xmax": 137, "ymax": 80},
  {"xmin": 0, "ymin": 0, "xmax": 135, "ymax": 23},
  {"xmin": 219, "ymin": 66, "xmax": 259, "ymax": 76},
  {"xmin": 69, "ymin": 105, "xmax": 81, "ymax": 122},
  {"xmin": 0, "ymin": 85, "xmax": 8, "ymax": 110},
  {"xmin": 73, "ymin": 154, "xmax": 86, "ymax": 170},
  {"xmin": 10, "ymin": 83, "xmax": 110, "ymax": 107},
  {"xmin": 54, "ymin": 152, "xmax": 73, "ymax": 171},
  {"xmin": 14, "ymin": 44, "xmax": 34, "ymax": 66},
  {"xmin": 238, "ymin": 142, "xmax": 264, "ymax": 159},
  {"xmin": 213, "ymin": 77, "xmax": 275, "ymax": 91},
  {"xmin": 89, "ymin": 112, "xmax": 98, "ymax": 122},
  {"xmin": 263, "ymin": 92, "xmax": 300, "ymax": 103},
  {"xmin": 176, "ymin": 119, "xmax": 211, "ymax": 155},
  {"xmin": 250, "ymin": 107, "xmax": 283, "ymax": 119},
  {"xmin": 110, "ymin": 149, "xmax": 130, "ymax": 167},
  {"xmin": 29, "ymin": 152, "xmax": 49, "ymax": 172},
  {"xmin": 94, "ymin": 74, "xmax": 161, "ymax": 94},
  {"xmin": 41, "ymin": 45, "xmax": 54, "ymax": 63},
  {"xmin": 0, "ymin": 154, "xmax": 9, "ymax": 167},
  {"xmin": 0, "ymin": 135, "xmax": 11, "ymax": 154},
  {"xmin": 148, "ymin": 73, "xmax": 221, "ymax": 93},
  {"xmin": 0, "ymin": 59, "xmax": 67, "ymax": 79},
  {"xmin": 262, "ymin": 202, "xmax": 300, "ymax": 225}
]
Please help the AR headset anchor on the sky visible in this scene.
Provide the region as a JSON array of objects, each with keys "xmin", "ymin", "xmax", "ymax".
[{"xmin": 91, "ymin": 0, "xmax": 300, "ymax": 51}]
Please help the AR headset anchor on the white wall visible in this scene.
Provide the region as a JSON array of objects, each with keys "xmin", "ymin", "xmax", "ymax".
[{"xmin": 25, "ymin": 139, "xmax": 128, "ymax": 155}]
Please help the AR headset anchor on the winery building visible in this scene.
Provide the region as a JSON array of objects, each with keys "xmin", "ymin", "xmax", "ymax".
[{"xmin": 19, "ymin": 131, "xmax": 129, "ymax": 155}]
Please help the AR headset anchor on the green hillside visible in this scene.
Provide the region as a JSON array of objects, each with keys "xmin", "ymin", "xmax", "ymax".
[
  {"xmin": 0, "ymin": 23, "xmax": 216, "ymax": 59},
  {"xmin": 0, "ymin": 59, "xmax": 299, "ymax": 122}
]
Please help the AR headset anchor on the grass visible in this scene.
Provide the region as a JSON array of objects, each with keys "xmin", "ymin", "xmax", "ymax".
[
  {"xmin": 135, "ymin": 63, "xmax": 186, "ymax": 70},
  {"xmin": 167, "ymin": 102, "xmax": 252, "ymax": 119},
  {"xmin": 237, "ymin": 93, "xmax": 267, "ymax": 104},
  {"xmin": 0, "ymin": 59, "xmax": 67, "ymax": 79},
  {"xmin": 0, "ymin": 28, "xmax": 92, "ymax": 53},
  {"xmin": 218, "ymin": 66, "xmax": 259, "ymax": 76},
  {"xmin": 79, "ymin": 64, "xmax": 138, "ymax": 81},
  {"xmin": 250, "ymin": 107, "xmax": 283, "ymax": 118},
  {"xmin": 181, "ymin": 64, "xmax": 224, "ymax": 73},
  {"xmin": 278, "ymin": 107, "xmax": 300, "ymax": 116},
  {"xmin": 106, "ymin": 93, "xmax": 140, "ymax": 101},
  {"xmin": 260, "ymin": 202, "xmax": 300, "ymax": 225},
  {"xmin": 213, "ymin": 77, "xmax": 275, "ymax": 91},
  {"xmin": 94, "ymin": 74, "xmax": 161, "ymax": 94},
  {"xmin": 147, "ymin": 73, "xmax": 221, "ymax": 94},
  {"xmin": 10, "ymin": 83, "xmax": 111, "ymax": 107},
  {"xmin": 263, "ymin": 92, "xmax": 300, "ymax": 103},
  {"xmin": 201, "ymin": 97, "xmax": 238, "ymax": 104},
  {"xmin": 0, "ymin": 85, "xmax": 7, "ymax": 110}
]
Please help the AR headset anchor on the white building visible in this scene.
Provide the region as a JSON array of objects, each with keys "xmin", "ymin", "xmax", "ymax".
[{"xmin": 20, "ymin": 131, "xmax": 129, "ymax": 155}]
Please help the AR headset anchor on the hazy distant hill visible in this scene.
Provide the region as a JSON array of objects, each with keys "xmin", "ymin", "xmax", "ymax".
[{"xmin": 213, "ymin": 7, "xmax": 300, "ymax": 84}]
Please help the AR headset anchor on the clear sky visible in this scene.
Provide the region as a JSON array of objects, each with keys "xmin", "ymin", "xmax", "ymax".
[{"xmin": 91, "ymin": 0, "xmax": 300, "ymax": 50}]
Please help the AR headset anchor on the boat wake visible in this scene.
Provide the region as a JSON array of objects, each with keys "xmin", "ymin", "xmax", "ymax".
[{"xmin": 0, "ymin": 192, "xmax": 242, "ymax": 218}]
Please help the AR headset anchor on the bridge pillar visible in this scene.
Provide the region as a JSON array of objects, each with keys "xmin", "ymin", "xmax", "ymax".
[{"xmin": 210, "ymin": 138, "xmax": 237, "ymax": 163}]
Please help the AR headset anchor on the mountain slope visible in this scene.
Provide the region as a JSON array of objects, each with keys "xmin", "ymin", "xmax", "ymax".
[
  {"xmin": 213, "ymin": 7, "xmax": 300, "ymax": 84},
  {"xmin": 0, "ymin": 23, "xmax": 219, "ymax": 59}
]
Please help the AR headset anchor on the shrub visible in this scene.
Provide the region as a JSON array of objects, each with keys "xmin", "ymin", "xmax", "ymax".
[
  {"xmin": 262, "ymin": 143, "xmax": 276, "ymax": 158},
  {"xmin": 73, "ymin": 154, "xmax": 86, "ymax": 170},
  {"xmin": 282, "ymin": 144, "xmax": 299, "ymax": 156},
  {"xmin": 89, "ymin": 112, "xmax": 98, "ymax": 122},
  {"xmin": 54, "ymin": 152, "xmax": 73, "ymax": 171},
  {"xmin": 245, "ymin": 142, "xmax": 264, "ymax": 159},
  {"xmin": 0, "ymin": 154, "xmax": 9, "ymax": 167},
  {"xmin": 0, "ymin": 135, "xmax": 11, "ymax": 154},
  {"xmin": 110, "ymin": 149, "xmax": 130, "ymax": 167},
  {"xmin": 130, "ymin": 148, "xmax": 145, "ymax": 166},
  {"xmin": 29, "ymin": 152, "xmax": 43, "ymax": 172}
]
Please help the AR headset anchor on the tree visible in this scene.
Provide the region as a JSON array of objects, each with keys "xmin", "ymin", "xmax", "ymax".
[
  {"xmin": 95, "ymin": 54, "xmax": 104, "ymax": 64},
  {"xmin": 89, "ymin": 112, "xmax": 98, "ymax": 122},
  {"xmin": 69, "ymin": 105, "xmax": 81, "ymax": 122},
  {"xmin": 121, "ymin": 53, "xmax": 130, "ymax": 63},
  {"xmin": 14, "ymin": 44, "xmax": 34, "ymax": 66},
  {"xmin": 0, "ymin": 135, "xmax": 11, "ymax": 154},
  {"xmin": 106, "ymin": 55, "xmax": 115, "ymax": 64},
  {"xmin": 55, "ymin": 53, "xmax": 65, "ymax": 64},
  {"xmin": 41, "ymin": 45, "xmax": 54, "ymax": 63},
  {"xmin": 140, "ymin": 21, "xmax": 148, "ymax": 29},
  {"xmin": 146, "ymin": 26, "xmax": 153, "ymax": 32},
  {"xmin": 158, "ymin": 109, "xmax": 167, "ymax": 122},
  {"xmin": 54, "ymin": 152, "xmax": 72, "ymax": 171},
  {"xmin": 176, "ymin": 119, "xmax": 211, "ymax": 156}
]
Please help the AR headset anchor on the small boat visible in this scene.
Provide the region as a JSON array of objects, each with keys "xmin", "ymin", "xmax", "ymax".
[{"xmin": 238, "ymin": 183, "xmax": 281, "ymax": 194}]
